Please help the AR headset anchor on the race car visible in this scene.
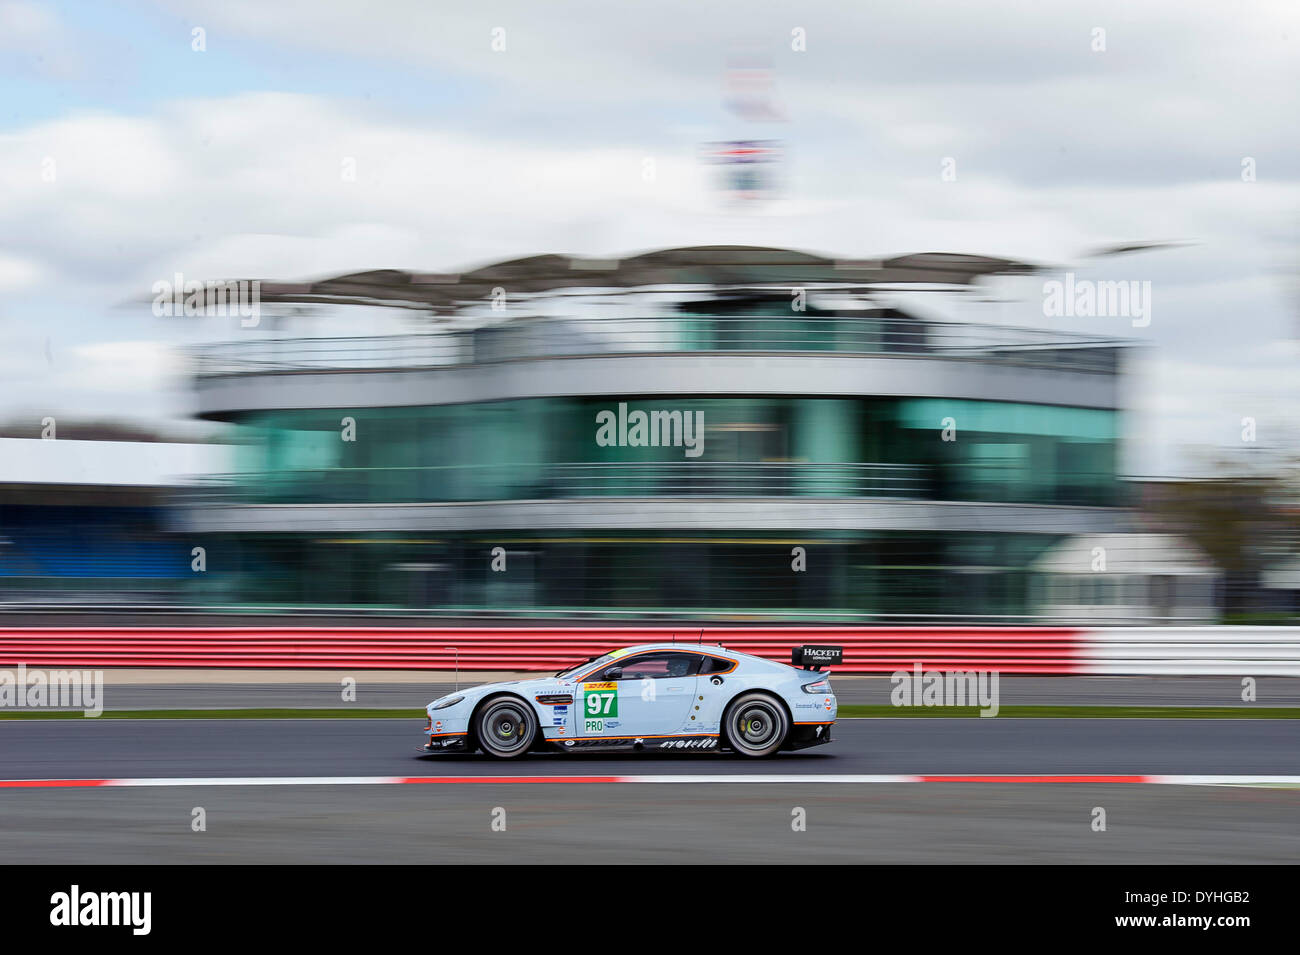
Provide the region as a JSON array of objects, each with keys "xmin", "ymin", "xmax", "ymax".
[{"xmin": 421, "ymin": 643, "xmax": 840, "ymax": 758}]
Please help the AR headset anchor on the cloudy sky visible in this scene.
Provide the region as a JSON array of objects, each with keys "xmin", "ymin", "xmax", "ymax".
[{"xmin": 1, "ymin": 0, "xmax": 1297, "ymax": 476}]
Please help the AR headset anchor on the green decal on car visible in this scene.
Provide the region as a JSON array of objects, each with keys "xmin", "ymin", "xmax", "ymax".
[{"xmin": 582, "ymin": 681, "xmax": 618, "ymax": 733}]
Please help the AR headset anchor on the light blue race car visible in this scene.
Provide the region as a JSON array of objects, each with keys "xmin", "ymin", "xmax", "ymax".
[{"xmin": 421, "ymin": 643, "xmax": 840, "ymax": 758}]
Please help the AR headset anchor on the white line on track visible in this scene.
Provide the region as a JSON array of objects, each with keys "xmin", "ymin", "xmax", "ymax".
[{"xmin": 1, "ymin": 774, "xmax": 1299, "ymax": 789}]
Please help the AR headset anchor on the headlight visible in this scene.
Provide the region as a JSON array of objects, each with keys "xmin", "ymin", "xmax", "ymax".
[
  {"xmin": 432, "ymin": 695, "xmax": 465, "ymax": 710},
  {"xmin": 801, "ymin": 679, "xmax": 830, "ymax": 694}
]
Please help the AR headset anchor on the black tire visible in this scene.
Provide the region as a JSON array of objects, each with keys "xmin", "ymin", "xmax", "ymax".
[
  {"xmin": 723, "ymin": 692, "xmax": 789, "ymax": 757},
  {"xmin": 475, "ymin": 696, "xmax": 537, "ymax": 759}
]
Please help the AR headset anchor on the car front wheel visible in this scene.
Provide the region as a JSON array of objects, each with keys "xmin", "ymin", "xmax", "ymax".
[
  {"xmin": 723, "ymin": 692, "xmax": 788, "ymax": 757},
  {"xmin": 475, "ymin": 697, "xmax": 537, "ymax": 759}
]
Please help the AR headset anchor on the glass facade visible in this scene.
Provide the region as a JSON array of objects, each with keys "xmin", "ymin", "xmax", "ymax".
[
  {"xmin": 225, "ymin": 396, "xmax": 1120, "ymax": 507},
  {"xmin": 195, "ymin": 530, "xmax": 1061, "ymax": 620},
  {"xmin": 190, "ymin": 389, "xmax": 1122, "ymax": 618},
  {"xmin": 186, "ymin": 283, "xmax": 1128, "ymax": 621}
]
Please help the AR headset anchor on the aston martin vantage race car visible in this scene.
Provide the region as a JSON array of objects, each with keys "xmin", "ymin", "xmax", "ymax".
[{"xmin": 421, "ymin": 643, "xmax": 840, "ymax": 758}]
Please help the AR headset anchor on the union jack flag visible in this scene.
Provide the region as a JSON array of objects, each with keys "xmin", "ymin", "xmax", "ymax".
[{"xmin": 701, "ymin": 140, "xmax": 783, "ymax": 164}]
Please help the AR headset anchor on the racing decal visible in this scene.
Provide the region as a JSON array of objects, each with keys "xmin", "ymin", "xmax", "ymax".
[
  {"xmin": 554, "ymin": 733, "xmax": 720, "ymax": 750},
  {"xmin": 656, "ymin": 737, "xmax": 718, "ymax": 750},
  {"xmin": 552, "ymin": 704, "xmax": 570, "ymax": 727},
  {"xmin": 582, "ymin": 681, "xmax": 618, "ymax": 734}
]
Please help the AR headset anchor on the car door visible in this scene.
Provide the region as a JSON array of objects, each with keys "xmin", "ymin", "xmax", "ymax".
[
  {"xmin": 581, "ymin": 651, "xmax": 700, "ymax": 738},
  {"xmin": 693, "ymin": 652, "xmax": 738, "ymax": 733}
]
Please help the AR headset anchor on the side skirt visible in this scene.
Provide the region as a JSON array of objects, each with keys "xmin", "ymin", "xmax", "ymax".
[{"xmin": 544, "ymin": 735, "xmax": 722, "ymax": 754}]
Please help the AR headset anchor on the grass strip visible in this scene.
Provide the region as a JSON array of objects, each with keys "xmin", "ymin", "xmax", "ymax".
[
  {"xmin": 0, "ymin": 708, "xmax": 415, "ymax": 720},
  {"xmin": 837, "ymin": 704, "xmax": 1300, "ymax": 719}
]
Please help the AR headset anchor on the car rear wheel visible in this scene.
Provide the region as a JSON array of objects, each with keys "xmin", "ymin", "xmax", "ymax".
[
  {"xmin": 476, "ymin": 697, "xmax": 537, "ymax": 759},
  {"xmin": 723, "ymin": 692, "xmax": 788, "ymax": 757}
]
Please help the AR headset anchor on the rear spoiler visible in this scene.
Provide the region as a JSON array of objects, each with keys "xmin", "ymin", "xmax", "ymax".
[{"xmin": 791, "ymin": 645, "xmax": 843, "ymax": 670}]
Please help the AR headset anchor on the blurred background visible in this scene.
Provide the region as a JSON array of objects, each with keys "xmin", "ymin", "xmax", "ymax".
[{"xmin": 1, "ymin": 0, "xmax": 1298, "ymax": 626}]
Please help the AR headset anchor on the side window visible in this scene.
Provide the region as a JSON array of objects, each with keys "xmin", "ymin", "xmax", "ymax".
[
  {"xmin": 700, "ymin": 656, "xmax": 733, "ymax": 675},
  {"xmin": 601, "ymin": 652, "xmax": 701, "ymax": 681}
]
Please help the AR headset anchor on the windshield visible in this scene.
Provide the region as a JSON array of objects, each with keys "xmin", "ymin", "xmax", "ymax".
[{"xmin": 554, "ymin": 653, "xmax": 614, "ymax": 679}]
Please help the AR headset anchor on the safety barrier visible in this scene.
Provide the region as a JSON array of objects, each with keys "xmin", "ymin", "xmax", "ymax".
[
  {"xmin": 0, "ymin": 626, "xmax": 1295, "ymax": 674},
  {"xmin": 1079, "ymin": 628, "xmax": 1300, "ymax": 676},
  {"xmin": 0, "ymin": 626, "xmax": 1081, "ymax": 673}
]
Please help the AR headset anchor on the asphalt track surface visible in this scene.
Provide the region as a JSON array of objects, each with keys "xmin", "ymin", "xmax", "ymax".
[
  {"xmin": 66, "ymin": 675, "xmax": 1300, "ymax": 710},
  {"xmin": 2, "ymin": 717, "xmax": 1298, "ymax": 779},
  {"xmin": 0, "ymin": 717, "xmax": 1297, "ymax": 863},
  {"xmin": 4, "ymin": 783, "xmax": 1299, "ymax": 864}
]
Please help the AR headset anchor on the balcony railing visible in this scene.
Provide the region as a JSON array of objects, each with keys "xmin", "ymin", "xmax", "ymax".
[
  {"xmin": 189, "ymin": 461, "xmax": 930, "ymax": 505},
  {"xmin": 191, "ymin": 315, "xmax": 1124, "ymax": 376}
]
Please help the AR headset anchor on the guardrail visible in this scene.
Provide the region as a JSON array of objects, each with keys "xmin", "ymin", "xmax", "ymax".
[
  {"xmin": 1, "ymin": 626, "xmax": 1293, "ymax": 674},
  {"xmin": 0, "ymin": 626, "xmax": 1080, "ymax": 673},
  {"xmin": 191, "ymin": 316, "xmax": 1124, "ymax": 377},
  {"xmin": 188, "ymin": 461, "xmax": 931, "ymax": 504},
  {"xmin": 1080, "ymin": 628, "xmax": 1300, "ymax": 675}
]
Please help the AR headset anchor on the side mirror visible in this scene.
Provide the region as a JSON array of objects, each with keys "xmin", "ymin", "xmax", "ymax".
[{"xmin": 606, "ymin": 666, "xmax": 624, "ymax": 680}]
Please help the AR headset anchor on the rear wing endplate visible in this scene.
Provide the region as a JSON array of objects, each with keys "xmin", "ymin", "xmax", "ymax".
[{"xmin": 791, "ymin": 645, "xmax": 843, "ymax": 669}]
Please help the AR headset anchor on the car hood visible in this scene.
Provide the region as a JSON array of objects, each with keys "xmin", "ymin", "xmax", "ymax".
[{"xmin": 429, "ymin": 674, "xmax": 577, "ymax": 708}]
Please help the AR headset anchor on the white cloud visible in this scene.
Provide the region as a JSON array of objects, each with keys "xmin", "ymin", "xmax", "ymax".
[
  {"xmin": 0, "ymin": 0, "xmax": 1295, "ymax": 477},
  {"xmin": 0, "ymin": 252, "xmax": 47, "ymax": 291},
  {"xmin": 71, "ymin": 341, "xmax": 183, "ymax": 393},
  {"xmin": 0, "ymin": 1, "xmax": 80, "ymax": 80}
]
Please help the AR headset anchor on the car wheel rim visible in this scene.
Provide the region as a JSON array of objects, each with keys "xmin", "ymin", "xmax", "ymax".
[
  {"xmin": 734, "ymin": 701, "xmax": 781, "ymax": 750},
  {"xmin": 484, "ymin": 703, "xmax": 530, "ymax": 753}
]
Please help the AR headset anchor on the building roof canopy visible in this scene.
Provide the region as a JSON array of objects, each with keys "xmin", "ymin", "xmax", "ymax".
[{"xmin": 258, "ymin": 245, "xmax": 1044, "ymax": 314}]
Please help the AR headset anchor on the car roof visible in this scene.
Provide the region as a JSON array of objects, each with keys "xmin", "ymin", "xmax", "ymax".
[
  {"xmin": 598, "ymin": 643, "xmax": 782, "ymax": 667},
  {"xmin": 610, "ymin": 642, "xmax": 738, "ymax": 656},
  {"xmin": 565, "ymin": 643, "xmax": 786, "ymax": 680}
]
